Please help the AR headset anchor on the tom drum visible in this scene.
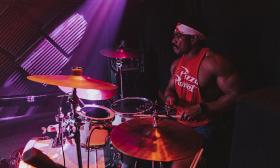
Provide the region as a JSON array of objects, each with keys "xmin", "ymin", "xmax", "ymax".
[
  {"xmin": 77, "ymin": 104, "xmax": 114, "ymax": 148},
  {"xmin": 110, "ymin": 97, "xmax": 153, "ymax": 125}
]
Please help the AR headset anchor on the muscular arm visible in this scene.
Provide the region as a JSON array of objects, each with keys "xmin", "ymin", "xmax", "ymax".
[
  {"xmin": 164, "ymin": 51, "xmax": 240, "ymax": 122},
  {"xmin": 203, "ymin": 51, "xmax": 240, "ymax": 115},
  {"xmin": 179, "ymin": 51, "xmax": 241, "ymax": 122}
]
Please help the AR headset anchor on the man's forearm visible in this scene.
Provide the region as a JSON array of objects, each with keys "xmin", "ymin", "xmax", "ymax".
[
  {"xmin": 203, "ymin": 92, "xmax": 238, "ymax": 114},
  {"xmin": 164, "ymin": 88, "xmax": 176, "ymax": 98}
]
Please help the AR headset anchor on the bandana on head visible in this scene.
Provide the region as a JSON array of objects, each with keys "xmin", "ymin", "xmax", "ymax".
[{"xmin": 175, "ymin": 23, "xmax": 206, "ymax": 40}]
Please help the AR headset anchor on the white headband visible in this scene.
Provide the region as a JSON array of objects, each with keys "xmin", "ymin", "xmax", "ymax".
[{"xmin": 175, "ymin": 23, "xmax": 206, "ymax": 40}]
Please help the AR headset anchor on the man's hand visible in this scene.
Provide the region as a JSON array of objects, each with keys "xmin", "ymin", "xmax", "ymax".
[
  {"xmin": 177, "ymin": 104, "xmax": 202, "ymax": 121},
  {"xmin": 165, "ymin": 96, "xmax": 175, "ymax": 106}
]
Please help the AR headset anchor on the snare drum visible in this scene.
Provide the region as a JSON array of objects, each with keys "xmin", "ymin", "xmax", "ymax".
[
  {"xmin": 77, "ymin": 104, "xmax": 114, "ymax": 148},
  {"xmin": 110, "ymin": 97, "xmax": 153, "ymax": 125}
]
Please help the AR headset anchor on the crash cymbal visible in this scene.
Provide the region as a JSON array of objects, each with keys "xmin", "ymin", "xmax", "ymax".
[
  {"xmin": 27, "ymin": 75, "xmax": 118, "ymax": 91},
  {"xmin": 110, "ymin": 117, "xmax": 202, "ymax": 162},
  {"xmin": 100, "ymin": 48, "xmax": 138, "ymax": 59}
]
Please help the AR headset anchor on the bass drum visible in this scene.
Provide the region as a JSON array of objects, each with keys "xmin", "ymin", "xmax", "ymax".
[
  {"xmin": 110, "ymin": 97, "xmax": 153, "ymax": 125},
  {"xmin": 18, "ymin": 137, "xmax": 108, "ymax": 168}
]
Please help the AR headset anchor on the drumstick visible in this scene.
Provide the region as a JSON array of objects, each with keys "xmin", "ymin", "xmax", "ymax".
[
  {"xmin": 132, "ymin": 114, "xmax": 181, "ymax": 119},
  {"xmin": 131, "ymin": 114, "xmax": 205, "ymax": 127}
]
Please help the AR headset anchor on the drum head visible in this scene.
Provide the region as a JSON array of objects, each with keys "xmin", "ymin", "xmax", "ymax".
[
  {"xmin": 77, "ymin": 104, "xmax": 114, "ymax": 122},
  {"xmin": 111, "ymin": 97, "xmax": 153, "ymax": 115},
  {"xmin": 82, "ymin": 107, "xmax": 109, "ymax": 118}
]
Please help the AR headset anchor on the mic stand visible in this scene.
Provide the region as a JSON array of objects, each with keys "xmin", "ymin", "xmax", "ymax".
[{"xmin": 70, "ymin": 88, "xmax": 83, "ymax": 168}]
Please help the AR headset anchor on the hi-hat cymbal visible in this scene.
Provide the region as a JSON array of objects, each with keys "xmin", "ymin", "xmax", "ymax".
[
  {"xmin": 100, "ymin": 48, "xmax": 138, "ymax": 59},
  {"xmin": 27, "ymin": 75, "xmax": 117, "ymax": 91},
  {"xmin": 110, "ymin": 117, "xmax": 202, "ymax": 162}
]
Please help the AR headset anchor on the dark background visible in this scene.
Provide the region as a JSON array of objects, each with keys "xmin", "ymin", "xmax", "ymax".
[
  {"xmin": 0, "ymin": 0, "xmax": 280, "ymax": 167},
  {"xmin": 0, "ymin": 0, "xmax": 279, "ymax": 99}
]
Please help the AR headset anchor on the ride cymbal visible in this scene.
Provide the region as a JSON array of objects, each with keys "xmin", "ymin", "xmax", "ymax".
[
  {"xmin": 110, "ymin": 117, "xmax": 202, "ymax": 162},
  {"xmin": 100, "ymin": 48, "xmax": 138, "ymax": 59}
]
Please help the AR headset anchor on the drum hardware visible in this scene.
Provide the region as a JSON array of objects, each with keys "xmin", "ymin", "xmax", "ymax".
[
  {"xmin": 52, "ymin": 107, "xmax": 65, "ymax": 148},
  {"xmin": 27, "ymin": 67, "xmax": 117, "ymax": 168},
  {"xmin": 66, "ymin": 86, "xmax": 83, "ymax": 168},
  {"xmin": 27, "ymin": 70, "xmax": 118, "ymax": 101},
  {"xmin": 19, "ymin": 138, "xmax": 109, "ymax": 168},
  {"xmin": 85, "ymin": 126, "xmax": 111, "ymax": 168},
  {"xmin": 100, "ymin": 41, "xmax": 138, "ymax": 60},
  {"xmin": 100, "ymin": 42, "xmax": 140, "ymax": 99},
  {"xmin": 153, "ymin": 103, "xmax": 210, "ymax": 127},
  {"xmin": 77, "ymin": 104, "xmax": 115, "ymax": 149},
  {"xmin": 110, "ymin": 97, "xmax": 153, "ymax": 126},
  {"xmin": 77, "ymin": 104, "xmax": 115, "ymax": 168},
  {"xmin": 109, "ymin": 57, "xmax": 141, "ymax": 72},
  {"xmin": 110, "ymin": 117, "xmax": 203, "ymax": 168},
  {"xmin": 41, "ymin": 105, "xmax": 75, "ymax": 148},
  {"xmin": 116, "ymin": 59, "xmax": 124, "ymax": 98},
  {"xmin": 60, "ymin": 112, "xmax": 76, "ymax": 140},
  {"xmin": 109, "ymin": 147, "xmax": 122, "ymax": 168},
  {"xmin": 59, "ymin": 103, "xmax": 115, "ymax": 168},
  {"xmin": 39, "ymin": 104, "xmax": 115, "ymax": 168},
  {"xmin": 152, "ymin": 108, "xmax": 159, "ymax": 128}
]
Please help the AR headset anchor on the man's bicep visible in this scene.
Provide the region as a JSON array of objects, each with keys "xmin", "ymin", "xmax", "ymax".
[
  {"xmin": 217, "ymin": 71, "xmax": 240, "ymax": 95},
  {"xmin": 210, "ymin": 53, "xmax": 240, "ymax": 95}
]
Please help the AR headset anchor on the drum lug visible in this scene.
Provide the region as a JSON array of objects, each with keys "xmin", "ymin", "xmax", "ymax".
[{"xmin": 121, "ymin": 117, "xmax": 126, "ymax": 123}]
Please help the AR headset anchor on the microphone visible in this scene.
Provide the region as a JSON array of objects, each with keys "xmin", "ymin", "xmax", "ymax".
[{"xmin": 22, "ymin": 148, "xmax": 64, "ymax": 168}]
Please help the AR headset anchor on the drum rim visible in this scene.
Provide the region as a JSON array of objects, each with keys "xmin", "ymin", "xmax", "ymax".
[
  {"xmin": 77, "ymin": 104, "xmax": 115, "ymax": 121},
  {"xmin": 110, "ymin": 96, "xmax": 153, "ymax": 115}
]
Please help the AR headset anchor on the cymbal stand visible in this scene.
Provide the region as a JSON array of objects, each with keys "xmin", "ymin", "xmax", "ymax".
[
  {"xmin": 52, "ymin": 94, "xmax": 69, "ymax": 148},
  {"xmin": 152, "ymin": 108, "xmax": 159, "ymax": 128},
  {"xmin": 52, "ymin": 107, "xmax": 64, "ymax": 148},
  {"xmin": 151, "ymin": 109, "xmax": 164, "ymax": 168},
  {"xmin": 116, "ymin": 59, "xmax": 124, "ymax": 98},
  {"xmin": 70, "ymin": 88, "xmax": 83, "ymax": 168},
  {"xmin": 151, "ymin": 161, "xmax": 164, "ymax": 168}
]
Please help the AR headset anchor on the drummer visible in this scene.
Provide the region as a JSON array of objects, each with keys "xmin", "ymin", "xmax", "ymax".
[{"xmin": 164, "ymin": 21, "xmax": 240, "ymax": 167}]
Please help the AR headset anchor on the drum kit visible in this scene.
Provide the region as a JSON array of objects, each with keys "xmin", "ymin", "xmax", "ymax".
[{"xmin": 19, "ymin": 48, "xmax": 203, "ymax": 168}]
